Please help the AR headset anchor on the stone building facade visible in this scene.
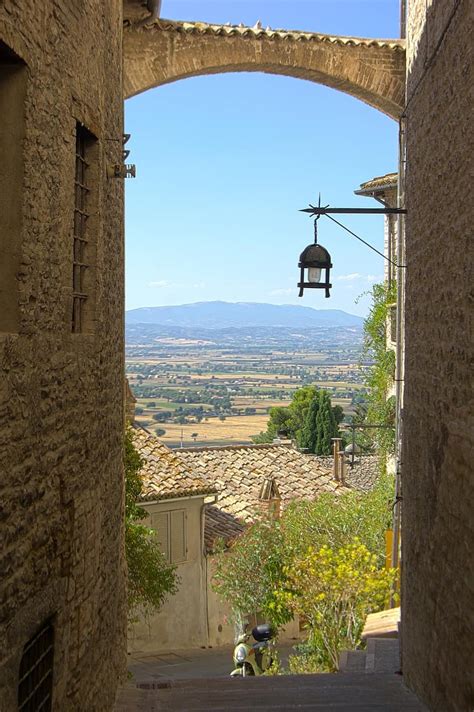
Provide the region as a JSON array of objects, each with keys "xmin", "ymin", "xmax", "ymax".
[
  {"xmin": 1, "ymin": 1, "xmax": 472, "ymax": 709},
  {"xmin": 402, "ymin": 1, "xmax": 473, "ymax": 709},
  {"xmin": 0, "ymin": 2, "xmax": 127, "ymax": 710}
]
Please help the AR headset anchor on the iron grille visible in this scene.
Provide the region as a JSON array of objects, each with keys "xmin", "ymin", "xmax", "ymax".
[
  {"xmin": 18, "ymin": 619, "xmax": 54, "ymax": 712},
  {"xmin": 72, "ymin": 124, "xmax": 90, "ymax": 333}
]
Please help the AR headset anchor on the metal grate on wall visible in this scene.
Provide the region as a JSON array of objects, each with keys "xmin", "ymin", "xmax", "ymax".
[
  {"xmin": 72, "ymin": 123, "xmax": 91, "ymax": 333},
  {"xmin": 18, "ymin": 619, "xmax": 54, "ymax": 712}
]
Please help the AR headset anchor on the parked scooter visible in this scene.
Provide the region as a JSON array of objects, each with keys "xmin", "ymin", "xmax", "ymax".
[{"xmin": 230, "ymin": 624, "xmax": 275, "ymax": 677}]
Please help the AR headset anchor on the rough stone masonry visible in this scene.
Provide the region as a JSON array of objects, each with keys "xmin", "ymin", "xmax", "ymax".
[{"xmin": 0, "ymin": 1, "xmax": 127, "ymax": 709}]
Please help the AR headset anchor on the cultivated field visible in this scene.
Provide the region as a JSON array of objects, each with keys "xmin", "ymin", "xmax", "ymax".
[
  {"xmin": 135, "ymin": 414, "xmax": 270, "ymax": 448},
  {"xmin": 126, "ymin": 324, "xmax": 368, "ymax": 448}
]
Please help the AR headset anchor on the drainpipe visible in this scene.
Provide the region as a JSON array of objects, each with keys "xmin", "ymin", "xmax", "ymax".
[{"xmin": 135, "ymin": 0, "xmax": 161, "ymax": 27}]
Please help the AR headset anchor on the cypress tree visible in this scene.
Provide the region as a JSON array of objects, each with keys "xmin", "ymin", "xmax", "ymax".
[
  {"xmin": 300, "ymin": 393, "xmax": 320, "ymax": 452},
  {"xmin": 314, "ymin": 391, "xmax": 339, "ymax": 455},
  {"xmin": 301, "ymin": 390, "xmax": 340, "ymax": 455}
]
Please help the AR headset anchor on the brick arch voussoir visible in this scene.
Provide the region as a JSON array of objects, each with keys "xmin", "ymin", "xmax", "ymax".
[{"xmin": 124, "ymin": 22, "xmax": 405, "ymax": 120}]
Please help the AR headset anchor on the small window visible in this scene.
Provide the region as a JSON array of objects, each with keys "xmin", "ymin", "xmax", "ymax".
[
  {"xmin": 72, "ymin": 123, "xmax": 96, "ymax": 333},
  {"xmin": 151, "ymin": 509, "xmax": 187, "ymax": 563},
  {"xmin": 0, "ymin": 41, "xmax": 26, "ymax": 333},
  {"xmin": 18, "ymin": 618, "xmax": 54, "ymax": 712}
]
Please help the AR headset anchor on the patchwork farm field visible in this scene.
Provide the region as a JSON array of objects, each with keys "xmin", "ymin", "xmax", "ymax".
[{"xmin": 126, "ymin": 323, "xmax": 369, "ymax": 448}]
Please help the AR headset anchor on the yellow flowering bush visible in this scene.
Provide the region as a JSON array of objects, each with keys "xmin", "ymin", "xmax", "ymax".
[{"xmin": 281, "ymin": 538, "xmax": 397, "ymax": 671}]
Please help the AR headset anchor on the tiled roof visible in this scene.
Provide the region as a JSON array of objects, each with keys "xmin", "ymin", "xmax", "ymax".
[
  {"xmin": 314, "ymin": 455, "xmax": 382, "ymax": 492},
  {"xmin": 132, "ymin": 426, "xmax": 218, "ymax": 502},
  {"xmin": 204, "ymin": 505, "xmax": 245, "ymax": 552},
  {"xmin": 355, "ymin": 172, "xmax": 398, "ymax": 195},
  {"xmin": 175, "ymin": 443, "xmax": 344, "ymax": 524},
  {"xmin": 133, "ymin": 18, "xmax": 406, "ymax": 51}
]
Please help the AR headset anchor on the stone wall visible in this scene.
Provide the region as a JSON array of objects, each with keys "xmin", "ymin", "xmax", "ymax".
[
  {"xmin": 402, "ymin": 0, "xmax": 473, "ymax": 709},
  {"xmin": 0, "ymin": 2, "xmax": 127, "ymax": 710}
]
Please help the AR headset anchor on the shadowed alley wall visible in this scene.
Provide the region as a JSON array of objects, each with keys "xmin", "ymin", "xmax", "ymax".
[
  {"xmin": 402, "ymin": 0, "xmax": 473, "ymax": 709},
  {"xmin": 0, "ymin": 2, "xmax": 127, "ymax": 709}
]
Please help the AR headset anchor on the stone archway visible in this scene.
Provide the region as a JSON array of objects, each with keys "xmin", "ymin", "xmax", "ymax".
[{"xmin": 124, "ymin": 19, "xmax": 405, "ymax": 119}]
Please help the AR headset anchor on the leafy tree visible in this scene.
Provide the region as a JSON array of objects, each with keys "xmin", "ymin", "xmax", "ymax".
[
  {"xmin": 125, "ymin": 429, "xmax": 178, "ymax": 620},
  {"xmin": 212, "ymin": 520, "xmax": 291, "ymax": 631},
  {"xmin": 357, "ymin": 281, "xmax": 397, "ymax": 455},
  {"xmin": 299, "ymin": 390, "xmax": 339, "ymax": 455},
  {"xmin": 155, "ymin": 428, "xmax": 166, "ymax": 437},
  {"xmin": 212, "ymin": 474, "xmax": 394, "ymax": 647},
  {"xmin": 281, "ymin": 473, "xmax": 393, "ymax": 568},
  {"xmin": 282, "ymin": 539, "xmax": 396, "ymax": 671},
  {"xmin": 332, "ymin": 404, "xmax": 344, "ymax": 426},
  {"xmin": 251, "ymin": 386, "xmax": 323, "ymax": 445}
]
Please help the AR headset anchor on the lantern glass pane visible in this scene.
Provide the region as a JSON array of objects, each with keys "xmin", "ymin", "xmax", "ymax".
[{"xmin": 308, "ymin": 267, "xmax": 321, "ymax": 283}]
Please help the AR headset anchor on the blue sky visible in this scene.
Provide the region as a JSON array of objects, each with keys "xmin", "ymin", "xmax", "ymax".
[{"xmin": 125, "ymin": 0, "xmax": 400, "ymax": 316}]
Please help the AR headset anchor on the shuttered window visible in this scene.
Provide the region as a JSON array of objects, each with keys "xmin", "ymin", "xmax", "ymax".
[
  {"xmin": 151, "ymin": 512, "xmax": 170, "ymax": 560},
  {"xmin": 170, "ymin": 510, "xmax": 186, "ymax": 563},
  {"xmin": 151, "ymin": 509, "xmax": 187, "ymax": 563}
]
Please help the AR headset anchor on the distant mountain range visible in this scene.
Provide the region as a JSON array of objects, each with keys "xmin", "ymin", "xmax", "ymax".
[{"xmin": 125, "ymin": 301, "xmax": 364, "ymax": 329}]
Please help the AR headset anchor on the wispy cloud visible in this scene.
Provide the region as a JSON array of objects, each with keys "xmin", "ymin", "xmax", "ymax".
[
  {"xmin": 337, "ymin": 273, "xmax": 382, "ymax": 283},
  {"xmin": 337, "ymin": 273, "xmax": 362, "ymax": 281},
  {"xmin": 148, "ymin": 280, "xmax": 170, "ymax": 288}
]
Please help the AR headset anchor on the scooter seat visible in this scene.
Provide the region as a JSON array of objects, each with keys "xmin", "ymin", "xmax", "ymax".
[{"xmin": 252, "ymin": 624, "xmax": 274, "ymax": 642}]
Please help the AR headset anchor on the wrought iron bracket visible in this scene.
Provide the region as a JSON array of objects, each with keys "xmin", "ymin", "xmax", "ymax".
[
  {"xmin": 300, "ymin": 203, "xmax": 406, "ymax": 268},
  {"xmin": 300, "ymin": 206, "xmax": 407, "ymax": 216}
]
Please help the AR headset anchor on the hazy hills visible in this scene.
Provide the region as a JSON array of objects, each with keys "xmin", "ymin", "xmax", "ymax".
[{"xmin": 125, "ymin": 301, "xmax": 364, "ymax": 329}]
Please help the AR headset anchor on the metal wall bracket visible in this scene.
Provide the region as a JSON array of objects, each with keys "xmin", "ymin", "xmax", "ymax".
[
  {"xmin": 107, "ymin": 163, "xmax": 136, "ymax": 179},
  {"xmin": 301, "ymin": 206, "xmax": 407, "ymax": 216}
]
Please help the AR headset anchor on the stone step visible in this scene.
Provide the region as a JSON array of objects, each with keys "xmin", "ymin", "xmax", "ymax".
[
  {"xmin": 365, "ymin": 637, "xmax": 401, "ymax": 674},
  {"xmin": 339, "ymin": 649, "xmax": 367, "ymax": 673},
  {"xmin": 115, "ymin": 673, "xmax": 428, "ymax": 711}
]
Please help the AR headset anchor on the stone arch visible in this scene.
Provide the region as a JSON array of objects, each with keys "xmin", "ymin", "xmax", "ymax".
[{"xmin": 124, "ymin": 19, "xmax": 406, "ymax": 119}]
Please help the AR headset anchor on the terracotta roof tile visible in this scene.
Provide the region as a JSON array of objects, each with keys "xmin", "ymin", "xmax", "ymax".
[
  {"xmin": 175, "ymin": 443, "xmax": 345, "ymax": 524},
  {"xmin": 132, "ymin": 426, "xmax": 218, "ymax": 502},
  {"xmin": 204, "ymin": 505, "xmax": 245, "ymax": 552},
  {"xmin": 355, "ymin": 172, "xmax": 398, "ymax": 195},
  {"xmin": 132, "ymin": 18, "xmax": 405, "ymax": 51}
]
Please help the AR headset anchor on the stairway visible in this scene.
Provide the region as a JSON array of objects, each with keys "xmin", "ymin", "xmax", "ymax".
[
  {"xmin": 115, "ymin": 670, "xmax": 427, "ymax": 711},
  {"xmin": 339, "ymin": 637, "xmax": 401, "ymax": 674}
]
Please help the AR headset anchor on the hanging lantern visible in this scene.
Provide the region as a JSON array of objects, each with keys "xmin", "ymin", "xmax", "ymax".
[{"xmin": 298, "ymin": 218, "xmax": 332, "ymax": 298}]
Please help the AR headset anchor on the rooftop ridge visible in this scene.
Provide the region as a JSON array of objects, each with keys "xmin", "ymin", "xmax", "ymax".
[
  {"xmin": 175, "ymin": 442, "xmax": 295, "ymax": 453},
  {"xmin": 127, "ymin": 18, "xmax": 406, "ymax": 51}
]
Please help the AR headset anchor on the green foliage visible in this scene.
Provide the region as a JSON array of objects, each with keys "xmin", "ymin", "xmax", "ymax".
[
  {"xmin": 300, "ymin": 390, "xmax": 339, "ymax": 455},
  {"xmin": 124, "ymin": 429, "xmax": 179, "ymax": 620},
  {"xmin": 252, "ymin": 386, "xmax": 341, "ymax": 450},
  {"xmin": 358, "ymin": 282, "xmax": 397, "ymax": 455},
  {"xmin": 211, "ymin": 474, "xmax": 395, "ymax": 656},
  {"xmin": 281, "ymin": 472, "xmax": 394, "ymax": 568},
  {"xmin": 281, "ymin": 539, "xmax": 397, "ymax": 671},
  {"xmin": 211, "ymin": 520, "xmax": 292, "ymax": 629}
]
